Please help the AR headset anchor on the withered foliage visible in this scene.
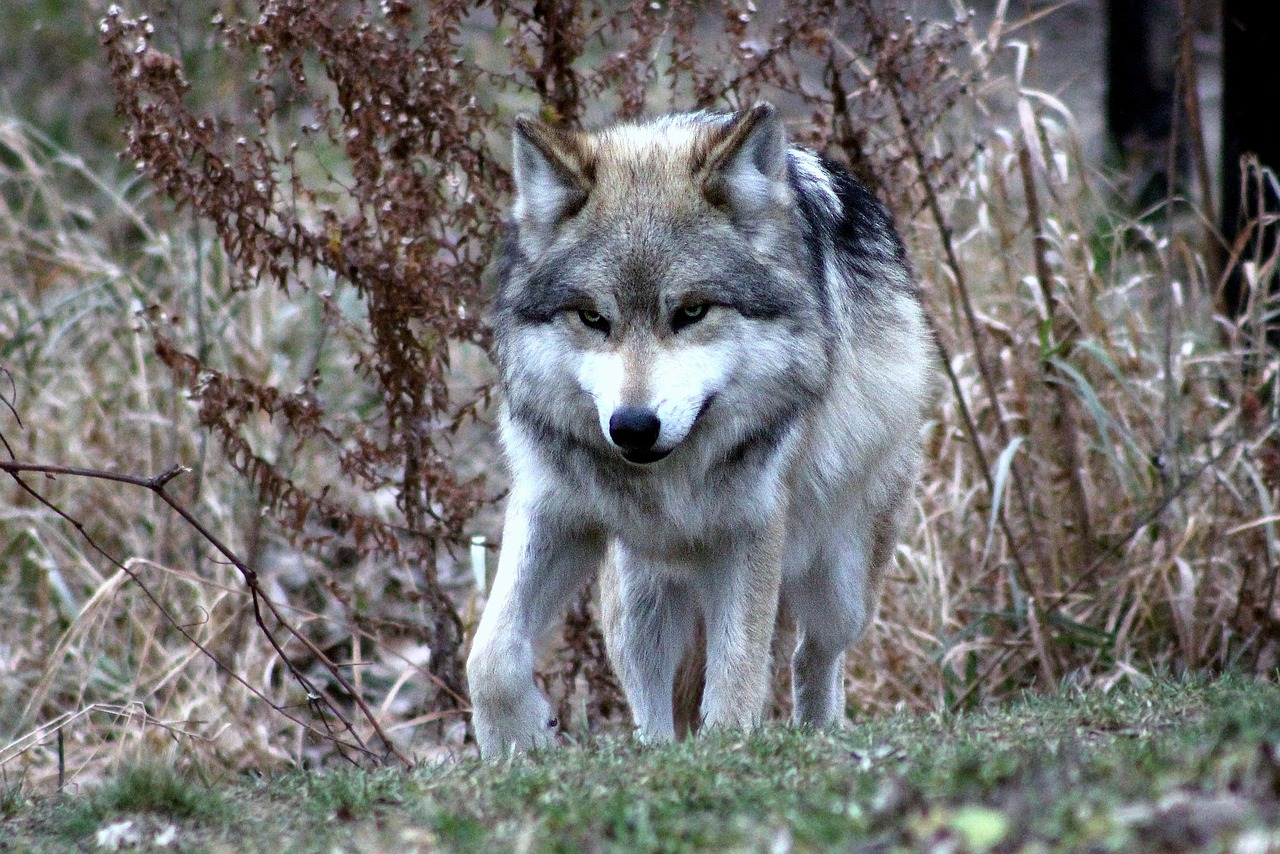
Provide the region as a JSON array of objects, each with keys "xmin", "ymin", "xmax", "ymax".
[
  {"xmin": 102, "ymin": 1, "xmax": 503, "ymax": 708},
  {"xmin": 87, "ymin": 0, "xmax": 1279, "ymax": 765},
  {"xmin": 99, "ymin": 0, "xmax": 980, "ymax": 744}
]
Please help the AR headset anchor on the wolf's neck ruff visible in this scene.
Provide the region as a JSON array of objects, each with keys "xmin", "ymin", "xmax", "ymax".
[{"xmin": 468, "ymin": 104, "xmax": 935, "ymax": 757}]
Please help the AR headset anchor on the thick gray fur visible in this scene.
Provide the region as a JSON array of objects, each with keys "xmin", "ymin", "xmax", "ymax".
[{"xmin": 467, "ymin": 105, "xmax": 935, "ymax": 757}]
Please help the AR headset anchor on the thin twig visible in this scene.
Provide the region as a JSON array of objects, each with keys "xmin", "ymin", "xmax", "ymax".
[
  {"xmin": 1018, "ymin": 139, "xmax": 1094, "ymax": 556},
  {"xmin": 0, "ymin": 457, "xmax": 411, "ymax": 769},
  {"xmin": 0, "ymin": 367, "xmax": 19, "ymax": 459}
]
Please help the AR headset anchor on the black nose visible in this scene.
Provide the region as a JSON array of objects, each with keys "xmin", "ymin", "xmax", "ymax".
[{"xmin": 609, "ymin": 407, "xmax": 661, "ymax": 451}]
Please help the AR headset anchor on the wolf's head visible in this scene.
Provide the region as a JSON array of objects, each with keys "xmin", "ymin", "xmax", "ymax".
[{"xmin": 494, "ymin": 105, "xmax": 831, "ymax": 468}]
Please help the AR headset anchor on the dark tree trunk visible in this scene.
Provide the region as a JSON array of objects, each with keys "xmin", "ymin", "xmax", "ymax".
[
  {"xmin": 1107, "ymin": 0, "xmax": 1182, "ymax": 209},
  {"xmin": 1220, "ymin": 0, "xmax": 1280, "ymax": 334},
  {"xmin": 1108, "ymin": 0, "xmax": 1173, "ymax": 148}
]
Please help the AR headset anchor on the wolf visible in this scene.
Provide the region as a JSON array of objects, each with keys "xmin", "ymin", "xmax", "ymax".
[{"xmin": 466, "ymin": 103, "xmax": 934, "ymax": 757}]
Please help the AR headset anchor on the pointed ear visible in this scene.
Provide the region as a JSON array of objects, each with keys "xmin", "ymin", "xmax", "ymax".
[
  {"xmin": 511, "ymin": 116, "xmax": 593, "ymax": 240},
  {"xmin": 701, "ymin": 103, "xmax": 790, "ymax": 216}
]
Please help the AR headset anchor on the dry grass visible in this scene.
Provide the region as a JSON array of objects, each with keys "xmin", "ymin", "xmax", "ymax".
[
  {"xmin": 0, "ymin": 117, "xmax": 470, "ymax": 787},
  {"xmin": 0, "ymin": 1, "xmax": 1277, "ymax": 795},
  {"xmin": 862, "ymin": 86, "xmax": 1280, "ymax": 714}
]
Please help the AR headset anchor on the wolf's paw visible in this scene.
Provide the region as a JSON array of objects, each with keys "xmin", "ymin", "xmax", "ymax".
[{"xmin": 472, "ymin": 687, "xmax": 559, "ymax": 758}]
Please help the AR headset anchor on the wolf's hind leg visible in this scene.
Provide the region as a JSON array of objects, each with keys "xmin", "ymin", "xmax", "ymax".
[
  {"xmin": 600, "ymin": 548, "xmax": 697, "ymax": 742},
  {"xmin": 786, "ymin": 524, "xmax": 873, "ymax": 727},
  {"xmin": 786, "ymin": 499, "xmax": 902, "ymax": 727},
  {"xmin": 790, "ymin": 628, "xmax": 851, "ymax": 727},
  {"xmin": 467, "ymin": 499, "xmax": 602, "ymax": 757}
]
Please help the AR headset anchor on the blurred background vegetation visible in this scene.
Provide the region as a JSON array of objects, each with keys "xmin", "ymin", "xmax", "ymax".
[{"xmin": 0, "ymin": 0, "xmax": 1276, "ymax": 795}]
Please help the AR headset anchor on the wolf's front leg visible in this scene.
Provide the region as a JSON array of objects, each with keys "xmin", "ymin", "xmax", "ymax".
[
  {"xmin": 599, "ymin": 546, "xmax": 698, "ymax": 742},
  {"xmin": 698, "ymin": 526, "xmax": 784, "ymax": 730},
  {"xmin": 467, "ymin": 498, "xmax": 602, "ymax": 758}
]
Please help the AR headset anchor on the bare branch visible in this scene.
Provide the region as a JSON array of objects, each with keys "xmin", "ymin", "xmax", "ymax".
[{"xmin": 0, "ymin": 457, "xmax": 411, "ymax": 769}]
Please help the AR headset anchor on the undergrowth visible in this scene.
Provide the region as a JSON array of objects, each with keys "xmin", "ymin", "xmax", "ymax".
[
  {"xmin": 0, "ymin": 0, "xmax": 1276, "ymax": 792},
  {"xmin": 6, "ymin": 676, "xmax": 1280, "ymax": 851}
]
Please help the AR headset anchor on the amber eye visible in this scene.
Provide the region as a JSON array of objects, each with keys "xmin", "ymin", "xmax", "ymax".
[
  {"xmin": 672, "ymin": 304, "xmax": 709, "ymax": 332},
  {"xmin": 578, "ymin": 309, "xmax": 611, "ymax": 334}
]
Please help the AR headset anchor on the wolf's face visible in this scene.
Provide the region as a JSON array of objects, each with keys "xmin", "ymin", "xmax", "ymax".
[
  {"xmin": 495, "ymin": 106, "xmax": 831, "ymax": 468},
  {"xmin": 558, "ymin": 270, "xmax": 771, "ymax": 464}
]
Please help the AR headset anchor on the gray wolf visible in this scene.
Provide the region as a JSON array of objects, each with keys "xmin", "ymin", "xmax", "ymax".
[{"xmin": 467, "ymin": 104, "xmax": 934, "ymax": 757}]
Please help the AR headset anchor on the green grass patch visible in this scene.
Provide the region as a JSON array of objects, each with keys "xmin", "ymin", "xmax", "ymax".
[
  {"xmin": 94, "ymin": 763, "xmax": 221, "ymax": 819},
  {"xmin": 5, "ymin": 676, "xmax": 1280, "ymax": 851},
  {"xmin": 0, "ymin": 775, "xmax": 26, "ymax": 822},
  {"xmin": 298, "ymin": 765, "xmax": 406, "ymax": 822},
  {"xmin": 33, "ymin": 762, "xmax": 227, "ymax": 846}
]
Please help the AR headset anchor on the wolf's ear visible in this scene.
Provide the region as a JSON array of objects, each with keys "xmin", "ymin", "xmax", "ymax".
[
  {"xmin": 701, "ymin": 103, "xmax": 789, "ymax": 217},
  {"xmin": 511, "ymin": 116, "xmax": 593, "ymax": 240}
]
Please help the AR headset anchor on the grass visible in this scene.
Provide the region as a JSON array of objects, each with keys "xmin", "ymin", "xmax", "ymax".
[
  {"xmin": 1, "ymin": 0, "xmax": 1278, "ymax": 808},
  {"xmin": 5, "ymin": 675, "xmax": 1280, "ymax": 852},
  {"xmin": 39, "ymin": 763, "xmax": 227, "ymax": 844}
]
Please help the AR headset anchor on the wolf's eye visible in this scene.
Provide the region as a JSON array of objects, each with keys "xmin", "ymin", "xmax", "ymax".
[
  {"xmin": 578, "ymin": 309, "xmax": 611, "ymax": 334},
  {"xmin": 672, "ymin": 304, "xmax": 709, "ymax": 332}
]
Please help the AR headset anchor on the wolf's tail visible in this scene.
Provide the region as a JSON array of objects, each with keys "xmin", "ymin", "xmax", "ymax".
[{"xmin": 671, "ymin": 618, "xmax": 706, "ymax": 737}]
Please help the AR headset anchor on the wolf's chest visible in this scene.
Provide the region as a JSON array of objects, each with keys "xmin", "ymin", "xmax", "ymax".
[{"xmin": 578, "ymin": 455, "xmax": 788, "ymax": 560}]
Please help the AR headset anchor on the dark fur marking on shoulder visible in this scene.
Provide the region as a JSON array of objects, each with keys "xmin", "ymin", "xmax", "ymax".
[
  {"xmin": 822, "ymin": 156, "xmax": 909, "ymax": 271},
  {"xmin": 789, "ymin": 151, "xmax": 916, "ymax": 300},
  {"xmin": 787, "ymin": 154, "xmax": 835, "ymax": 317}
]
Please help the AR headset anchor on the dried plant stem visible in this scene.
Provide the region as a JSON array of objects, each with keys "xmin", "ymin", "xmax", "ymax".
[
  {"xmin": 949, "ymin": 441, "xmax": 1233, "ymax": 711},
  {"xmin": 871, "ymin": 49, "xmax": 1042, "ymax": 599},
  {"xmin": 1017, "ymin": 140, "xmax": 1094, "ymax": 562},
  {"xmin": 929, "ymin": 333, "xmax": 1031, "ymax": 584}
]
